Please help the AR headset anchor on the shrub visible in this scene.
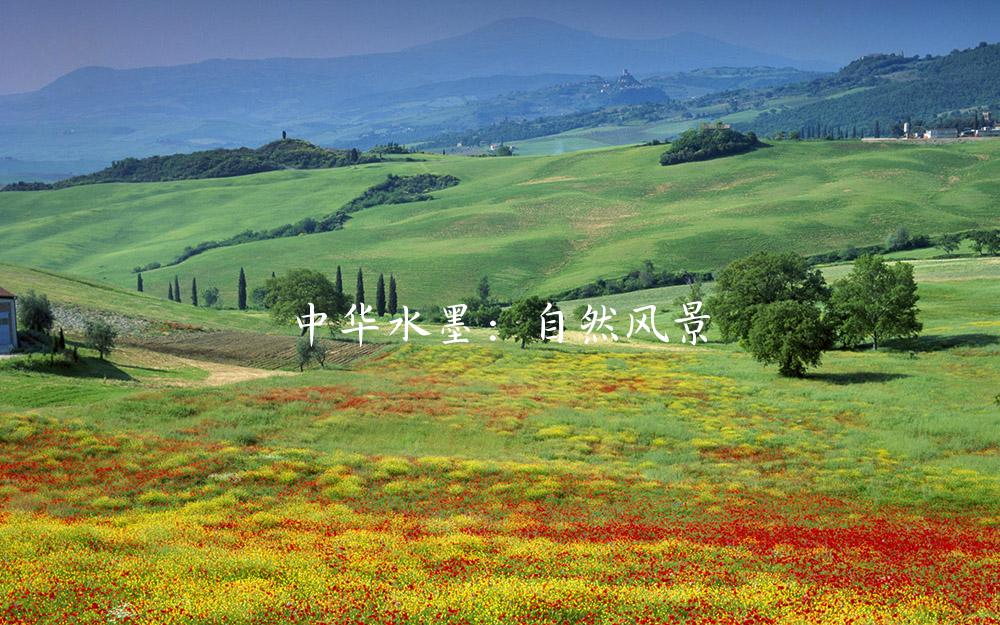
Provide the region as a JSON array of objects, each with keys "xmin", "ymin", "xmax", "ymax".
[{"xmin": 202, "ymin": 286, "xmax": 221, "ymax": 308}]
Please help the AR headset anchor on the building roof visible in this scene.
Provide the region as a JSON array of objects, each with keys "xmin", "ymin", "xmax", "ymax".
[{"xmin": 0, "ymin": 286, "xmax": 15, "ymax": 298}]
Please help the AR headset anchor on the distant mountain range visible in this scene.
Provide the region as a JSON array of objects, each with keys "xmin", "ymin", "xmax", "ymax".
[{"xmin": 0, "ymin": 18, "xmax": 825, "ymax": 180}]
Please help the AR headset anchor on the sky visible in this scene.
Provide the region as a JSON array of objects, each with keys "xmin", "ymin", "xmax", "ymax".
[{"xmin": 2, "ymin": 0, "xmax": 998, "ymax": 95}]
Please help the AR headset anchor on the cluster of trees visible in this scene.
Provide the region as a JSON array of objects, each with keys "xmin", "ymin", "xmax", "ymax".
[
  {"xmin": 659, "ymin": 127, "xmax": 765, "ymax": 166},
  {"xmin": 159, "ymin": 173, "xmax": 459, "ymax": 267},
  {"xmin": 3, "ymin": 139, "xmax": 380, "ymax": 191},
  {"xmin": 263, "ymin": 266, "xmax": 399, "ymax": 323},
  {"xmin": 149, "ymin": 265, "xmax": 406, "ymax": 318},
  {"xmin": 804, "ymin": 227, "xmax": 998, "ymax": 266},
  {"xmin": 1, "ymin": 181, "xmax": 55, "ymax": 191},
  {"xmin": 710, "ymin": 252, "xmax": 921, "ymax": 377},
  {"xmin": 159, "ymin": 274, "xmax": 222, "ymax": 308},
  {"xmin": 368, "ymin": 143, "xmax": 411, "ymax": 155},
  {"xmin": 553, "ymin": 261, "xmax": 713, "ymax": 301},
  {"xmin": 772, "ymin": 125, "xmax": 865, "ymax": 141},
  {"xmin": 471, "ymin": 145, "xmax": 515, "ymax": 157},
  {"xmin": 456, "ymin": 276, "xmax": 503, "ymax": 327},
  {"xmin": 261, "ymin": 267, "xmax": 404, "ymax": 370},
  {"xmin": 16, "ymin": 291, "xmax": 116, "ymax": 361},
  {"xmin": 967, "ymin": 229, "xmax": 1000, "ymax": 255}
]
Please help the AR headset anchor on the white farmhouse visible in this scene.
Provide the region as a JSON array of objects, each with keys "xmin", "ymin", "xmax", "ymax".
[{"xmin": 924, "ymin": 128, "xmax": 958, "ymax": 139}]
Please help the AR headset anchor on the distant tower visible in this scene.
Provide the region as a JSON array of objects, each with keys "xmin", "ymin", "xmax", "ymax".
[{"xmin": 282, "ymin": 130, "xmax": 287, "ymax": 140}]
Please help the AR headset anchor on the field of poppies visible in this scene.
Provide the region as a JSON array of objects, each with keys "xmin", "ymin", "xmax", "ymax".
[{"xmin": 1, "ymin": 259, "xmax": 999, "ymax": 624}]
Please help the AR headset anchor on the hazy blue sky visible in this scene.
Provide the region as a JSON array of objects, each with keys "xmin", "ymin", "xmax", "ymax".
[{"xmin": 2, "ymin": 0, "xmax": 998, "ymax": 94}]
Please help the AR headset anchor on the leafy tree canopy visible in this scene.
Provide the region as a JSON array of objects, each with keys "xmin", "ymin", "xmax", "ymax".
[
  {"xmin": 830, "ymin": 254, "xmax": 921, "ymax": 350},
  {"xmin": 498, "ymin": 296, "xmax": 552, "ymax": 349},
  {"xmin": 84, "ymin": 319, "xmax": 117, "ymax": 360},
  {"xmin": 708, "ymin": 251, "xmax": 829, "ymax": 343},
  {"xmin": 746, "ymin": 300, "xmax": 833, "ymax": 377},
  {"xmin": 17, "ymin": 290, "xmax": 54, "ymax": 334},
  {"xmin": 264, "ymin": 269, "xmax": 351, "ymax": 326}
]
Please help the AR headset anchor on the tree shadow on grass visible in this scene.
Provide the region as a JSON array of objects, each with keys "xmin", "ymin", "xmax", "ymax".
[
  {"xmin": 808, "ymin": 371, "xmax": 909, "ymax": 385},
  {"xmin": 889, "ymin": 333, "xmax": 999, "ymax": 353},
  {"xmin": 7, "ymin": 355, "xmax": 135, "ymax": 381}
]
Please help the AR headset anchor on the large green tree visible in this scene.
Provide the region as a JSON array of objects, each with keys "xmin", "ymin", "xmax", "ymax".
[
  {"xmin": 830, "ymin": 254, "xmax": 921, "ymax": 350},
  {"xmin": 264, "ymin": 269, "xmax": 351, "ymax": 326},
  {"xmin": 498, "ymin": 296, "xmax": 551, "ymax": 349},
  {"xmin": 18, "ymin": 290, "xmax": 54, "ymax": 334},
  {"xmin": 709, "ymin": 251, "xmax": 829, "ymax": 343},
  {"xmin": 746, "ymin": 300, "xmax": 833, "ymax": 377}
]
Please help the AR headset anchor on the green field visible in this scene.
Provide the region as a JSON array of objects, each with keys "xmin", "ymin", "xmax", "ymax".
[
  {"xmin": 0, "ymin": 254, "xmax": 997, "ymax": 622},
  {"xmin": 2, "ymin": 141, "xmax": 999, "ymax": 310}
]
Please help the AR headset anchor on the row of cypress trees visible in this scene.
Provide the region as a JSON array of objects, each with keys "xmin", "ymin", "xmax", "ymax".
[
  {"xmin": 137, "ymin": 265, "xmax": 398, "ymax": 314},
  {"xmin": 339, "ymin": 265, "xmax": 398, "ymax": 316}
]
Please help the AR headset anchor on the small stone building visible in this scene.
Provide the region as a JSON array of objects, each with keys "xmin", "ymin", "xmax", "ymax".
[{"xmin": 0, "ymin": 287, "xmax": 17, "ymax": 353}]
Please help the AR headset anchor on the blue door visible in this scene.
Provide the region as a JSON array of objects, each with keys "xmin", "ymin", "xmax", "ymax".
[{"xmin": 0, "ymin": 309, "xmax": 11, "ymax": 351}]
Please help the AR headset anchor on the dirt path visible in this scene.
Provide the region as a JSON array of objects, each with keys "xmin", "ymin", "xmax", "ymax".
[
  {"xmin": 173, "ymin": 356, "xmax": 294, "ymax": 386},
  {"xmin": 115, "ymin": 346, "xmax": 294, "ymax": 387}
]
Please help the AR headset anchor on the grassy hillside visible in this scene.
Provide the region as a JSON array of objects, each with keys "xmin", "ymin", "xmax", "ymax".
[
  {"xmin": 0, "ymin": 263, "xmax": 276, "ymax": 333},
  {"xmin": 2, "ymin": 140, "xmax": 999, "ymax": 307}
]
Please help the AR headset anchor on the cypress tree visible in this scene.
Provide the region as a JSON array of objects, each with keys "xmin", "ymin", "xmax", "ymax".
[
  {"xmin": 137, "ymin": 272, "xmax": 144, "ymax": 292},
  {"xmin": 388, "ymin": 274, "xmax": 398, "ymax": 315},
  {"xmin": 174, "ymin": 276, "xmax": 182, "ymax": 303},
  {"xmin": 191, "ymin": 278, "xmax": 198, "ymax": 307},
  {"xmin": 58, "ymin": 328, "xmax": 66, "ymax": 351},
  {"xmin": 168, "ymin": 283, "xmax": 174, "ymax": 301},
  {"xmin": 335, "ymin": 266, "xmax": 343, "ymax": 294},
  {"xmin": 238, "ymin": 268, "xmax": 247, "ymax": 310},
  {"xmin": 376, "ymin": 273, "xmax": 386, "ymax": 317},
  {"xmin": 356, "ymin": 268, "xmax": 365, "ymax": 305}
]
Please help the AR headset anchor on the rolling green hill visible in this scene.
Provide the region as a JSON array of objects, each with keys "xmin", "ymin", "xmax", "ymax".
[{"xmin": 1, "ymin": 140, "xmax": 999, "ymax": 308}]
